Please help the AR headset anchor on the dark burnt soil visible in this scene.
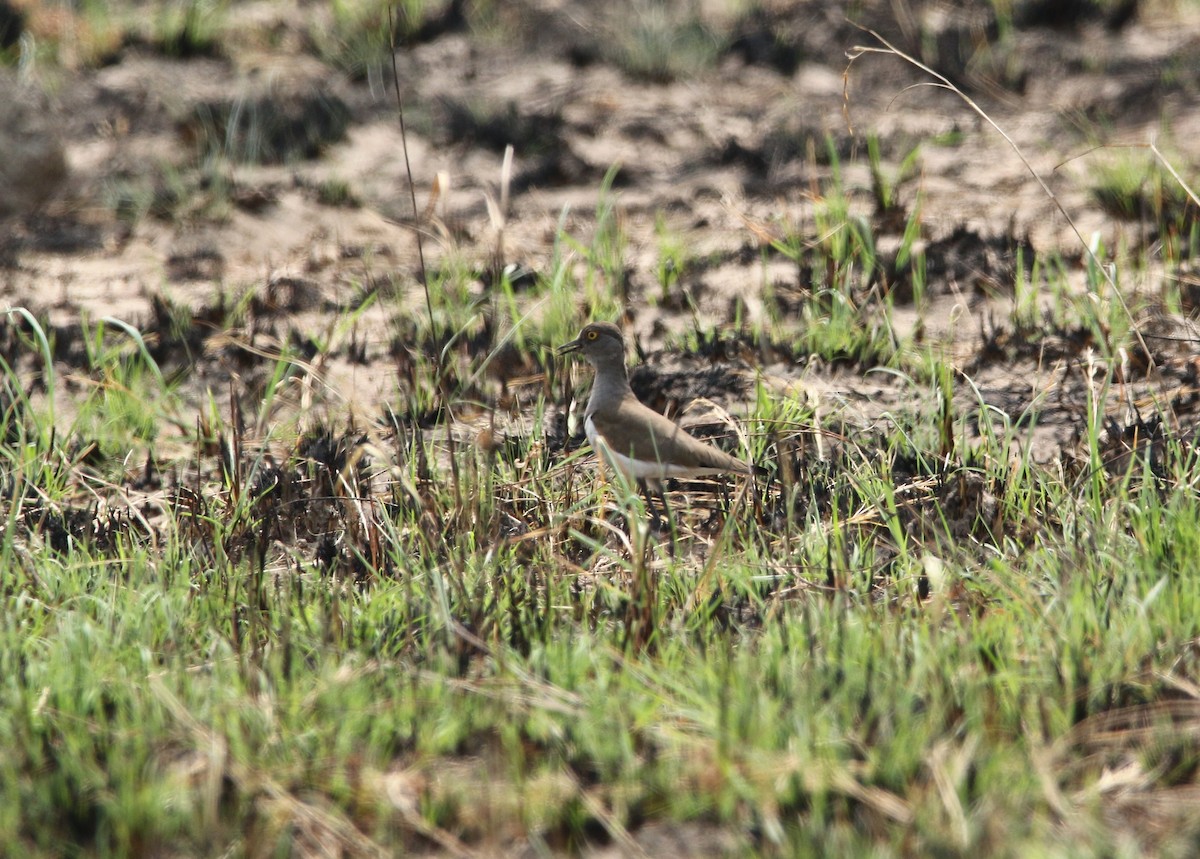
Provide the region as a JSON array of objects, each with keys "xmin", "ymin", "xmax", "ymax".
[{"xmin": 3, "ymin": 0, "xmax": 1200, "ymax": 558}]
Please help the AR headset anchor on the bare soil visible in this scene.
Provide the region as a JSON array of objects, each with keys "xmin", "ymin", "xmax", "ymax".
[{"xmin": 4, "ymin": 0, "xmax": 1200, "ymax": 508}]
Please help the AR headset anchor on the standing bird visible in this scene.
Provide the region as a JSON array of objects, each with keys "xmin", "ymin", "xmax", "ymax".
[{"xmin": 557, "ymin": 321, "xmax": 752, "ymax": 526}]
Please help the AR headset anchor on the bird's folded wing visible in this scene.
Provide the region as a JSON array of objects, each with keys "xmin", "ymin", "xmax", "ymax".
[{"xmin": 589, "ymin": 400, "xmax": 749, "ymax": 473}]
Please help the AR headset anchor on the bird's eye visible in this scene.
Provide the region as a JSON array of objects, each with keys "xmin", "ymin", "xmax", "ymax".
[{"xmin": 586, "ymin": 330, "xmax": 598, "ymax": 340}]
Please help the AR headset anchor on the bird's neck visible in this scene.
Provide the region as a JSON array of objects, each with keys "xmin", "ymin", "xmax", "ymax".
[{"xmin": 586, "ymin": 362, "xmax": 632, "ymax": 416}]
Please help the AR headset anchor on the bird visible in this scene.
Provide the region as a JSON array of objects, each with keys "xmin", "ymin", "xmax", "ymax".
[{"xmin": 557, "ymin": 321, "xmax": 753, "ymax": 526}]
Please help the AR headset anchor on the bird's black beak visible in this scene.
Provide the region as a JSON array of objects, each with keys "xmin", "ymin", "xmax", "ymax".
[{"xmin": 556, "ymin": 337, "xmax": 582, "ymax": 356}]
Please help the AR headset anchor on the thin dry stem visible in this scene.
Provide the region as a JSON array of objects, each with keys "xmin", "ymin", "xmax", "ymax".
[{"xmin": 843, "ymin": 25, "xmax": 1154, "ymax": 368}]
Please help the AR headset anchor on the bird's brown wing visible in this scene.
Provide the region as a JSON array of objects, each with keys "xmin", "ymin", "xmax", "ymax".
[{"xmin": 589, "ymin": 399, "xmax": 750, "ymax": 474}]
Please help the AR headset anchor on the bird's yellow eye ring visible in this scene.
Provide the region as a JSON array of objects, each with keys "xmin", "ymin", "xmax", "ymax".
[{"xmin": 586, "ymin": 330, "xmax": 598, "ymax": 340}]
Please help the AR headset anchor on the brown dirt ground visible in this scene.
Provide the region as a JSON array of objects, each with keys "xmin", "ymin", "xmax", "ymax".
[{"xmin": 3, "ymin": 0, "xmax": 1200, "ymax": 505}]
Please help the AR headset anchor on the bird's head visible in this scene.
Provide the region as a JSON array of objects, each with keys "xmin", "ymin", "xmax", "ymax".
[{"xmin": 556, "ymin": 321, "xmax": 626, "ymax": 369}]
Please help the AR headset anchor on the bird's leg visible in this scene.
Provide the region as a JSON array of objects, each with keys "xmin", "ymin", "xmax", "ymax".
[
  {"xmin": 655, "ymin": 482, "xmax": 674, "ymax": 532},
  {"xmin": 646, "ymin": 479, "xmax": 678, "ymax": 556},
  {"xmin": 660, "ymin": 482, "xmax": 680, "ymax": 553},
  {"xmin": 638, "ymin": 478, "xmax": 664, "ymax": 531}
]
